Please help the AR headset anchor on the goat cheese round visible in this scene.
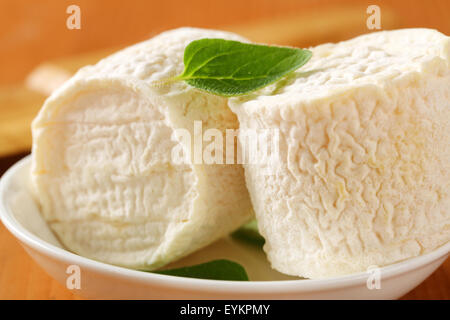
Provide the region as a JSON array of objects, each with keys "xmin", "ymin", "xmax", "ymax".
[
  {"xmin": 31, "ymin": 28, "xmax": 254, "ymax": 270},
  {"xmin": 230, "ymin": 28, "xmax": 450, "ymax": 278}
]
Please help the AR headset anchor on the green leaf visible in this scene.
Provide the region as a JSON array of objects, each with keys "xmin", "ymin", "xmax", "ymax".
[
  {"xmin": 175, "ymin": 38, "xmax": 312, "ymax": 96},
  {"xmin": 152, "ymin": 259, "xmax": 249, "ymax": 281},
  {"xmin": 232, "ymin": 219, "xmax": 265, "ymax": 247}
]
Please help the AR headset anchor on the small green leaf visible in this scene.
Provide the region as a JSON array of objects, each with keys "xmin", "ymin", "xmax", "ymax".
[
  {"xmin": 232, "ymin": 219, "xmax": 265, "ymax": 246},
  {"xmin": 175, "ymin": 38, "xmax": 312, "ymax": 96},
  {"xmin": 151, "ymin": 259, "xmax": 249, "ymax": 281}
]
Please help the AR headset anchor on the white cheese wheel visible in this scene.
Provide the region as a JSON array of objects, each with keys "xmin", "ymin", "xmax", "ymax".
[
  {"xmin": 31, "ymin": 28, "xmax": 253, "ymax": 269},
  {"xmin": 230, "ymin": 28, "xmax": 450, "ymax": 278}
]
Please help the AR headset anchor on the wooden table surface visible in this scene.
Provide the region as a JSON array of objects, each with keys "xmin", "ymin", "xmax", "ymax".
[{"xmin": 0, "ymin": 0, "xmax": 449, "ymax": 299}]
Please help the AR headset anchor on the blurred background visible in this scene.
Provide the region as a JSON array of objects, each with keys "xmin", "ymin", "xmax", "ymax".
[
  {"xmin": 1, "ymin": 0, "xmax": 449, "ymax": 158},
  {"xmin": 0, "ymin": 0, "xmax": 449, "ymax": 299}
]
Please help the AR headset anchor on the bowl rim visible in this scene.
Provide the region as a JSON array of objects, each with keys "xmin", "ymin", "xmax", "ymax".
[{"xmin": 1, "ymin": 155, "xmax": 449, "ymax": 293}]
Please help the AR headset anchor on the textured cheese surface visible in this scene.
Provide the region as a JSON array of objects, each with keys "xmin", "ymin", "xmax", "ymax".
[
  {"xmin": 31, "ymin": 28, "xmax": 253, "ymax": 269},
  {"xmin": 230, "ymin": 29, "xmax": 450, "ymax": 278}
]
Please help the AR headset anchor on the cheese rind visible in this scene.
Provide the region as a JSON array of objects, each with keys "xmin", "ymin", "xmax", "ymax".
[
  {"xmin": 230, "ymin": 29, "xmax": 450, "ymax": 278},
  {"xmin": 31, "ymin": 28, "xmax": 253, "ymax": 269}
]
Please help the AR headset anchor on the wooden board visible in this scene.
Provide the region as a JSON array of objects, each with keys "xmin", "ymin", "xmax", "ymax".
[{"xmin": 0, "ymin": 87, "xmax": 46, "ymax": 157}]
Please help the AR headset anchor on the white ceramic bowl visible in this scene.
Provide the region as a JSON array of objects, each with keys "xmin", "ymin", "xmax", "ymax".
[{"xmin": 1, "ymin": 156, "xmax": 449, "ymax": 299}]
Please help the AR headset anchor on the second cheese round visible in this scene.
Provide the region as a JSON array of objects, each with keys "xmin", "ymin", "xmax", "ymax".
[{"xmin": 230, "ymin": 28, "xmax": 450, "ymax": 279}]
